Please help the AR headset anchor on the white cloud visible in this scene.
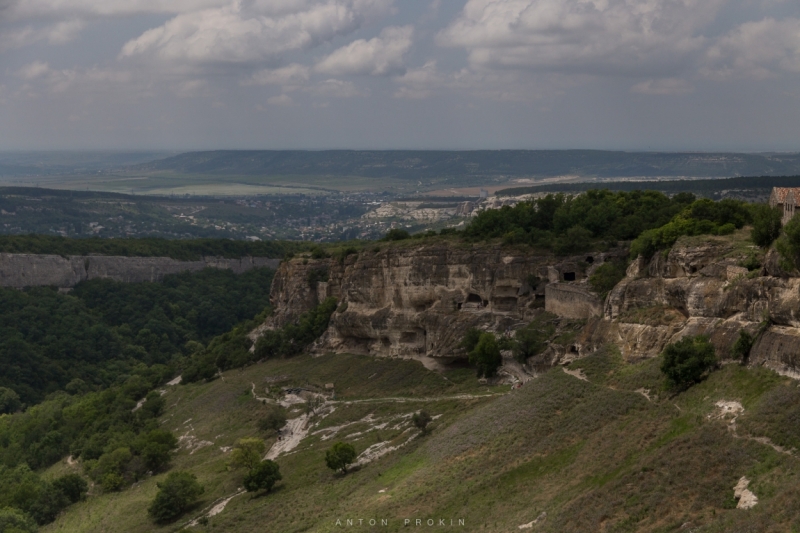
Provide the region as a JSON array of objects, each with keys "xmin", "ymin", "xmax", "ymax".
[
  {"xmin": 437, "ymin": 0, "xmax": 725, "ymax": 76},
  {"xmin": 6, "ymin": 0, "xmax": 225, "ymax": 19},
  {"xmin": 17, "ymin": 61, "xmax": 51, "ymax": 80},
  {"xmin": 702, "ymin": 18, "xmax": 800, "ymax": 79},
  {"xmin": 305, "ymin": 78, "xmax": 366, "ymax": 98},
  {"xmin": 247, "ymin": 64, "xmax": 310, "ymax": 86},
  {"xmin": 315, "ymin": 25, "xmax": 412, "ymax": 76},
  {"xmin": 631, "ymin": 78, "xmax": 693, "ymax": 95},
  {"xmin": 119, "ymin": 0, "xmax": 394, "ymax": 67},
  {"xmin": 0, "ymin": 19, "xmax": 85, "ymax": 51},
  {"xmin": 267, "ymin": 93, "xmax": 294, "ymax": 105}
]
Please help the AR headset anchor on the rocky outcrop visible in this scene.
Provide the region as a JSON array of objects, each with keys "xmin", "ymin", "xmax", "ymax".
[
  {"xmin": 0, "ymin": 253, "xmax": 280, "ymax": 288},
  {"xmin": 545, "ymin": 284, "xmax": 603, "ymax": 320},
  {"xmin": 581, "ymin": 233, "xmax": 800, "ymax": 375},
  {"xmin": 264, "ymin": 243, "xmax": 623, "ymax": 362}
]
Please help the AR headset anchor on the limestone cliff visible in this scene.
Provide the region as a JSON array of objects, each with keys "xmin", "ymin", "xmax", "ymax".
[
  {"xmin": 262, "ymin": 243, "xmax": 622, "ymax": 363},
  {"xmin": 578, "ymin": 234, "xmax": 800, "ymax": 377},
  {"xmin": 0, "ymin": 253, "xmax": 280, "ymax": 288}
]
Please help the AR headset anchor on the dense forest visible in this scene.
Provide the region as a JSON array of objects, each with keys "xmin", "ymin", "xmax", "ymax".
[
  {"xmin": 461, "ymin": 190, "xmax": 756, "ymax": 256},
  {"xmin": 0, "ymin": 267, "xmax": 275, "ymax": 406}
]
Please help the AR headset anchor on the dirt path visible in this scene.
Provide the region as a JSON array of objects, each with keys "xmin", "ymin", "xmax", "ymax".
[
  {"xmin": 331, "ymin": 392, "xmax": 503, "ymax": 405},
  {"xmin": 185, "ymin": 490, "xmax": 246, "ymax": 528},
  {"xmin": 265, "ymin": 413, "xmax": 310, "ymax": 460},
  {"xmin": 562, "ymin": 367, "xmax": 588, "ymax": 381}
]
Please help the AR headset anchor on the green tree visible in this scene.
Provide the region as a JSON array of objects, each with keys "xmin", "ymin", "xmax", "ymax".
[
  {"xmin": 243, "ymin": 460, "xmax": 282, "ymax": 493},
  {"xmin": 0, "ymin": 507, "xmax": 38, "ymax": 533},
  {"xmin": 381, "ymin": 228, "xmax": 410, "ymax": 241},
  {"xmin": 147, "ymin": 471, "xmax": 204, "ymax": 523},
  {"xmin": 660, "ymin": 335, "xmax": 717, "ymax": 389},
  {"xmin": 731, "ymin": 329, "xmax": 755, "ymax": 364},
  {"xmin": 777, "ymin": 214, "xmax": 800, "ymax": 271},
  {"xmin": 258, "ymin": 408, "xmax": 287, "ymax": 433},
  {"xmin": 325, "ymin": 442, "xmax": 357, "ymax": 474},
  {"xmin": 469, "ymin": 333, "xmax": 502, "ymax": 378},
  {"xmin": 52, "ymin": 474, "xmax": 88, "ymax": 504},
  {"xmin": 750, "ymin": 204, "xmax": 783, "ymax": 248},
  {"xmin": 512, "ymin": 324, "xmax": 550, "ymax": 363},
  {"xmin": 0, "ymin": 387, "xmax": 21, "ymax": 415},
  {"xmin": 412, "ymin": 410, "xmax": 432, "ymax": 434},
  {"xmin": 459, "ymin": 327, "xmax": 483, "ymax": 353},
  {"xmin": 228, "ymin": 438, "xmax": 265, "ymax": 471},
  {"xmin": 134, "ymin": 429, "xmax": 178, "ymax": 472},
  {"xmin": 588, "ymin": 260, "xmax": 627, "ymax": 298}
]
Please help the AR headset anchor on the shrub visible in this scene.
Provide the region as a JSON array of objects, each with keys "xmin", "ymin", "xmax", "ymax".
[
  {"xmin": 512, "ymin": 324, "xmax": 551, "ymax": 363},
  {"xmin": 229, "ymin": 438, "xmax": 266, "ymax": 471},
  {"xmin": 325, "ymin": 442, "xmax": 357, "ymax": 474},
  {"xmin": 750, "ymin": 204, "xmax": 782, "ymax": 248},
  {"xmin": 243, "ymin": 460, "xmax": 282, "ymax": 493},
  {"xmin": 412, "ymin": 410, "xmax": 432, "ymax": 434},
  {"xmin": 731, "ymin": 329, "xmax": 754, "ymax": 363},
  {"xmin": 459, "ymin": 328, "xmax": 483, "ymax": 353},
  {"xmin": 469, "ymin": 333, "xmax": 502, "ymax": 378},
  {"xmin": 0, "ymin": 507, "xmax": 38, "ymax": 533},
  {"xmin": 52, "ymin": 474, "xmax": 88, "ymax": 503},
  {"xmin": 253, "ymin": 297, "xmax": 337, "ymax": 360},
  {"xmin": 776, "ymin": 214, "xmax": 800, "ymax": 272},
  {"xmin": 134, "ymin": 429, "xmax": 178, "ymax": 472},
  {"xmin": 660, "ymin": 335, "xmax": 717, "ymax": 389},
  {"xmin": 148, "ymin": 471, "xmax": 204, "ymax": 523},
  {"xmin": 258, "ymin": 408, "xmax": 288, "ymax": 433},
  {"xmin": 588, "ymin": 260, "xmax": 627, "ymax": 298},
  {"xmin": 0, "ymin": 387, "xmax": 21, "ymax": 415},
  {"xmin": 381, "ymin": 229, "xmax": 410, "ymax": 241}
]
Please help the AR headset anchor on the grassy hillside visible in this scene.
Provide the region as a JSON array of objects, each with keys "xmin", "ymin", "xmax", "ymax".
[{"xmin": 42, "ymin": 349, "xmax": 800, "ymax": 532}]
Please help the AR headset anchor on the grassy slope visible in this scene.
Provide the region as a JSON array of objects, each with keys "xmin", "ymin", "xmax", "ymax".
[{"xmin": 44, "ymin": 350, "xmax": 800, "ymax": 533}]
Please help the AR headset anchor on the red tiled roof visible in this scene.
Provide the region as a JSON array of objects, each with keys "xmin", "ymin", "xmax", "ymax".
[{"xmin": 772, "ymin": 187, "xmax": 800, "ymax": 205}]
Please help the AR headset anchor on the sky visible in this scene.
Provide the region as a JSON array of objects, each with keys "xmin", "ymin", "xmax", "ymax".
[{"xmin": 2, "ymin": 0, "xmax": 800, "ymax": 151}]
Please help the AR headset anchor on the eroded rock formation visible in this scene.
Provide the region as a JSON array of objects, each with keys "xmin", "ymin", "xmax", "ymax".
[
  {"xmin": 579, "ymin": 236, "xmax": 800, "ymax": 377},
  {"xmin": 0, "ymin": 253, "xmax": 280, "ymax": 288},
  {"xmin": 263, "ymin": 243, "xmax": 622, "ymax": 363}
]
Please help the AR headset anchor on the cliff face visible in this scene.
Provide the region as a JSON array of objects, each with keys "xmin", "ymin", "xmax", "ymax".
[
  {"xmin": 0, "ymin": 253, "xmax": 280, "ymax": 288},
  {"xmin": 265, "ymin": 243, "xmax": 623, "ymax": 362},
  {"xmin": 579, "ymin": 234, "xmax": 800, "ymax": 377}
]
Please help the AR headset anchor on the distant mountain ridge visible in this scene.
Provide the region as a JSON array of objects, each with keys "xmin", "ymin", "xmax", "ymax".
[{"xmin": 134, "ymin": 149, "xmax": 800, "ymax": 180}]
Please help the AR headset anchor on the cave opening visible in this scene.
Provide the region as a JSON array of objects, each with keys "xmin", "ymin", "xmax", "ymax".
[
  {"xmin": 563, "ymin": 272, "xmax": 576, "ymax": 281},
  {"xmin": 466, "ymin": 293, "xmax": 482, "ymax": 303}
]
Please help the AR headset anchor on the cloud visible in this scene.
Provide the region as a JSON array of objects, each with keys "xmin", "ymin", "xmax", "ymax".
[
  {"xmin": 437, "ymin": 0, "xmax": 725, "ymax": 76},
  {"xmin": 267, "ymin": 93, "xmax": 293, "ymax": 106},
  {"xmin": 119, "ymin": 0, "xmax": 394, "ymax": 68},
  {"xmin": 17, "ymin": 61, "xmax": 50, "ymax": 80},
  {"xmin": 315, "ymin": 25, "xmax": 412, "ymax": 76},
  {"xmin": 0, "ymin": 19, "xmax": 85, "ymax": 51},
  {"xmin": 702, "ymin": 17, "xmax": 800, "ymax": 79},
  {"xmin": 6, "ymin": 0, "xmax": 225, "ymax": 19},
  {"xmin": 304, "ymin": 78, "xmax": 366, "ymax": 98},
  {"xmin": 16, "ymin": 61, "xmax": 132, "ymax": 93},
  {"xmin": 247, "ymin": 63, "xmax": 310, "ymax": 86},
  {"xmin": 631, "ymin": 78, "xmax": 693, "ymax": 95}
]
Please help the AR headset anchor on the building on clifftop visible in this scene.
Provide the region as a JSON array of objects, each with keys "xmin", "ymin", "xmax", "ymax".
[{"xmin": 769, "ymin": 187, "xmax": 800, "ymax": 225}]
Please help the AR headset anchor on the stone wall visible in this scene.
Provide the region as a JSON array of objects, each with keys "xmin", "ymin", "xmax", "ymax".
[
  {"xmin": 544, "ymin": 283, "xmax": 603, "ymax": 319},
  {"xmin": 0, "ymin": 253, "xmax": 281, "ymax": 288}
]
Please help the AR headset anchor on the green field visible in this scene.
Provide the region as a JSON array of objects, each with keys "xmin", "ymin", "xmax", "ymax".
[
  {"xmin": 40, "ymin": 348, "xmax": 800, "ymax": 533},
  {"xmin": 0, "ymin": 172, "xmax": 440, "ymax": 196}
]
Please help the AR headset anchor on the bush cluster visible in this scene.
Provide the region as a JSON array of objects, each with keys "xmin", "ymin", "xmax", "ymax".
[
  {"xmin": 463, "ymin": 190, "xmax": 695, "ymax": 253},
  {"xmin": 630, "ymin": 199, "xmax": 752, "ymax": 258},
  {"xmin": 660, "ymin": 335, "xmax": 717, "ymax": 389}
]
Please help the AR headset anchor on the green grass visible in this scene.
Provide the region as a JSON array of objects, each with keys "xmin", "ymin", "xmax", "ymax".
[{"xmin": 42, "ymin": 349, "xmax": 800, "ymax": 533}]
